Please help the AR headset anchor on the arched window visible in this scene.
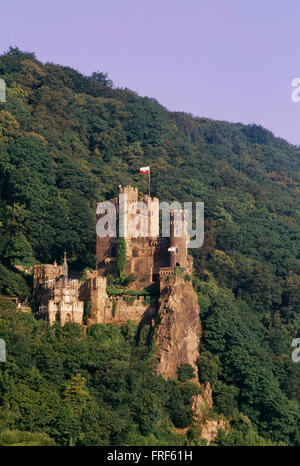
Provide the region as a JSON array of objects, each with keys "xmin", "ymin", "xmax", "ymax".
[{"xmin": 110, "ymin": 244, "xmax": 117, "ymax": 257}]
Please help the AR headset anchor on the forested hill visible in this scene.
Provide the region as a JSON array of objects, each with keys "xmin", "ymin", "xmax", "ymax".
[{"xmin": 0, "ymin": 47, "xmax": 300, "ymax": 445}]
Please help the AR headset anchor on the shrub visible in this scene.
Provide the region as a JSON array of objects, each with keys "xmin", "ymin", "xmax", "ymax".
[
  {"xmin": 83, "ymin": 301, "xmax": 92, "ymax": 324},
  {"xmin": 124, "ymin": 296, "xmax": 135, "ymax": 306},
  {"xmin": 112, "ymin": 299, "xmax": 117, "ymax": 317},
  {"xmin": 197, "ymin": 351, "xmax": 220, "ymax": 386},
  {"xmin": 124, "ymin": 273, "xmax": 136, "ymax": 286},
  {"xmin": 177, "ymin": 363, "xmax": 196, "ymax": 382},
  {"xmin": 117, "ymin": 238, "xmax": 126, "ymax": 278},
  {"xmin": 175, "ymin": 266, "xmax": 185, "ymax": 277},
  {"xmin": 183, "ymin": 274, "xmax": 191, "ymax": 282}
]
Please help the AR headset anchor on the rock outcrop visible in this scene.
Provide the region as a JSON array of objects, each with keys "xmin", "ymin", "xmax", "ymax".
[
  {"xmin": 192, "ymin": 382, "xmax": 213, "ymax": 420},
  {"xmin": 155, "ymin": 275, "xmax": 201, "ymax": 379},
  {"xmin": 191, "ymin": 382, "xmax": 229, "ymax": 444},
  {"xmin": 200, "ymin": 419, "xmax": 229, "ymax": 445}
]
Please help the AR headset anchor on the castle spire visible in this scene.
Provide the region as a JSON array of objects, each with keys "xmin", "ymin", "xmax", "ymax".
[{"xmin": 62, "ymin": 251, "xmax": 68, "ymax": 281}]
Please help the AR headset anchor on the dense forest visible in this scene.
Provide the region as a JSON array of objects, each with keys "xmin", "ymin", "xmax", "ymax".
[{"xmin": 0, "ymin": 47, "xmax": 299, "ymax": 445}]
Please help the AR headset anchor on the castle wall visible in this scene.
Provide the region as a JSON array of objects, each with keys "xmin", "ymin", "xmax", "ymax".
[
  {"xmin": 125, "ymin": 237, "xmax": 170, "ymax": 280},
  {"xmin": 87, "ymin": 272, "xmax": 156, "ymax": 326},
  {"xmin": 47, "ymin": 301, "xmax": 84, "ymax": 326},
  {"xmin": 88, "ymin": 294, "xmax": 156, "ymax": 327}
]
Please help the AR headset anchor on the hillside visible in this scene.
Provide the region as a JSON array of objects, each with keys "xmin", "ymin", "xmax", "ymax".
[{"xmin": 0, "ymin": 47, "xmax": 299, "ymax": 445}]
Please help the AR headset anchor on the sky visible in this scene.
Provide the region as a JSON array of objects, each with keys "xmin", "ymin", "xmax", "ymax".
[{"xmin": 1, "ymin": 0, "xmax": 300, "ymax": 145}]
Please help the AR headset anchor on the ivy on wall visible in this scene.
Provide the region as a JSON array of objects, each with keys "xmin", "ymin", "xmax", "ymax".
[{"xmin": 117, "ymin": 238, "xmax": 126, "ymax": 278}]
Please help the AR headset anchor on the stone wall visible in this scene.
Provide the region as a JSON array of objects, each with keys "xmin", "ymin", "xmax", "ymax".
[
  {"xmin": 87, "ymin": 271, "xmax": 156, "ymax": 326},
  {"xmin": 88, "ymin": 295, "xmax": 156, "ymax": 326}
]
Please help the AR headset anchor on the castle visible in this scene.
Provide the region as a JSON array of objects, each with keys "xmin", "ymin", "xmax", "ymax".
[
  {"xmin": 33, "ymin": 185, "xmax": 193, "ymax": 326},
  {"xmin": 96, "ymin": 185, "xmax": 193, "ymax": 279},
  {"xmin": 31, "ymin": 187, "xmax": 226, "ymax": 442},
  {"xmin": 33, "ymin": 252, "xmax": 84, "ymax": 325}
]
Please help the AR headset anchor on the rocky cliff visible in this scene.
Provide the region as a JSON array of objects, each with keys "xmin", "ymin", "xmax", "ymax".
[{"xmin": 155, "ymin": 275, "xmax": 201, "ymax": 379}]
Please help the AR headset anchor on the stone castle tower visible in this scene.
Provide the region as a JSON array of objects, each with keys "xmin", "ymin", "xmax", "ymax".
[
  {"xmin": 95, "ymin": 185, "xmax": 193, "ymax": 281},
  {"xmin": 33, "ymin": 253, "xmax": 84, "ymax": 325}
]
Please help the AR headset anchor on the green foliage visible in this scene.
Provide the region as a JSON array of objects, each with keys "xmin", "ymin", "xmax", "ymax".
[
  {"xmin": 196, "ymin": 278, "xmax": 300, "ymax": 444},
  {"xmin": 83, "ymin": 301, "xmax": 92, "ymax": 324},
  {"xmin": 213, "ymin": 382, "xmax": 239, "ymax": 418},
  {"xmin": 183, "ymin": 273, "xmax": 191, "ymax": 282},
  {"xmin": 124, "ymin": 295, "xmax": 135, "ymax": 306},
  {"xmin": 0, "ymin": 306, "xmax": 188, "ymax": 446},
  {"xmin": 0, "ymin": 264, "xmax": 30, "ymax": 298},
  {"xmin": 177, "ymin": 363, "xmax": 196, "ymax": 383},
  {"xmin": 111, "ymin": 299, "xmax": 117, "ymax": 317},
  {"xmin": 80, "ymin": 268, "xmax": 92, "ymax": 282},
  {"xmin": 117, "ymin": 238, "xmax": 126, "ymax": 278},
  {"xmin": 212, "ymin": 414, "xmax": 285, "ymax": 446},
  {"xmin": 0, "ymin": 49, "xmax": 299, "ymax": 445},
  {"xmin": 0, "ymin": 427, "xmax": 56, "ymax": 446},
  {"xmin": 174, "ymin": 266, "xmax": 185, "ymax": 277},
  {"xmin": 197, "ymin": 351, "xmax": 220, "ymax": 386},
  {"xmin": 186, "ymin": 425, "xmax": 207, "ymax": 446},
  {"xmin": 107, "ymin": 282, "xmax": 159, "ymax": 298},
  {"xmin": 124, "ymin": 273, "xmax": 136, "ymax": 286}
]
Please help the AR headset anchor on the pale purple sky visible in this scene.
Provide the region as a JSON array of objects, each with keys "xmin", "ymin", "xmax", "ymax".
[{"xmin": 1, "ymin": 0, "xmax": 300, "ymax": 144}]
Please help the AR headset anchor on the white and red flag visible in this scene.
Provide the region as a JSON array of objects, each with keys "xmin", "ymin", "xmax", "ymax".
[{"xmin": 140, "ymin": 166, "xmax": 150, "ymax": 174}]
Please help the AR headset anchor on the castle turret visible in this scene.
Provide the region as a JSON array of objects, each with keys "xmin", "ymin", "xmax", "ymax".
[{"xmin": 62, "ymin": 251, "xmax": 68, "ymax": 282}]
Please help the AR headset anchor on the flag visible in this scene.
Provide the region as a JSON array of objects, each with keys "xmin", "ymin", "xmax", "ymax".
[
  {"xmin": 168, "ymin": 246, "xmax": 176, "ymax": 252},
  {"xmin": 140, "ymin": 166, "xmax": 150, "ymax": 174}
]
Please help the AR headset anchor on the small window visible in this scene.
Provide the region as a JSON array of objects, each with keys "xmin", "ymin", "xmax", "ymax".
[{"xmin": 110, "ymin": 244, "xmax": 117, "ymax": 257}]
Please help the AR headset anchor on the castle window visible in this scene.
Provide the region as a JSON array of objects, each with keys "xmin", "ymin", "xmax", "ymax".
[{"xmin": 110, "ymin": 244, "xmax": 117, "ymax": 257}]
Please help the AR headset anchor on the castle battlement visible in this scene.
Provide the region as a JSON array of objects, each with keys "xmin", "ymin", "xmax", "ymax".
[{"xmin": 96, "ymin": 185, "xmax": 192, "ymax": 280}]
